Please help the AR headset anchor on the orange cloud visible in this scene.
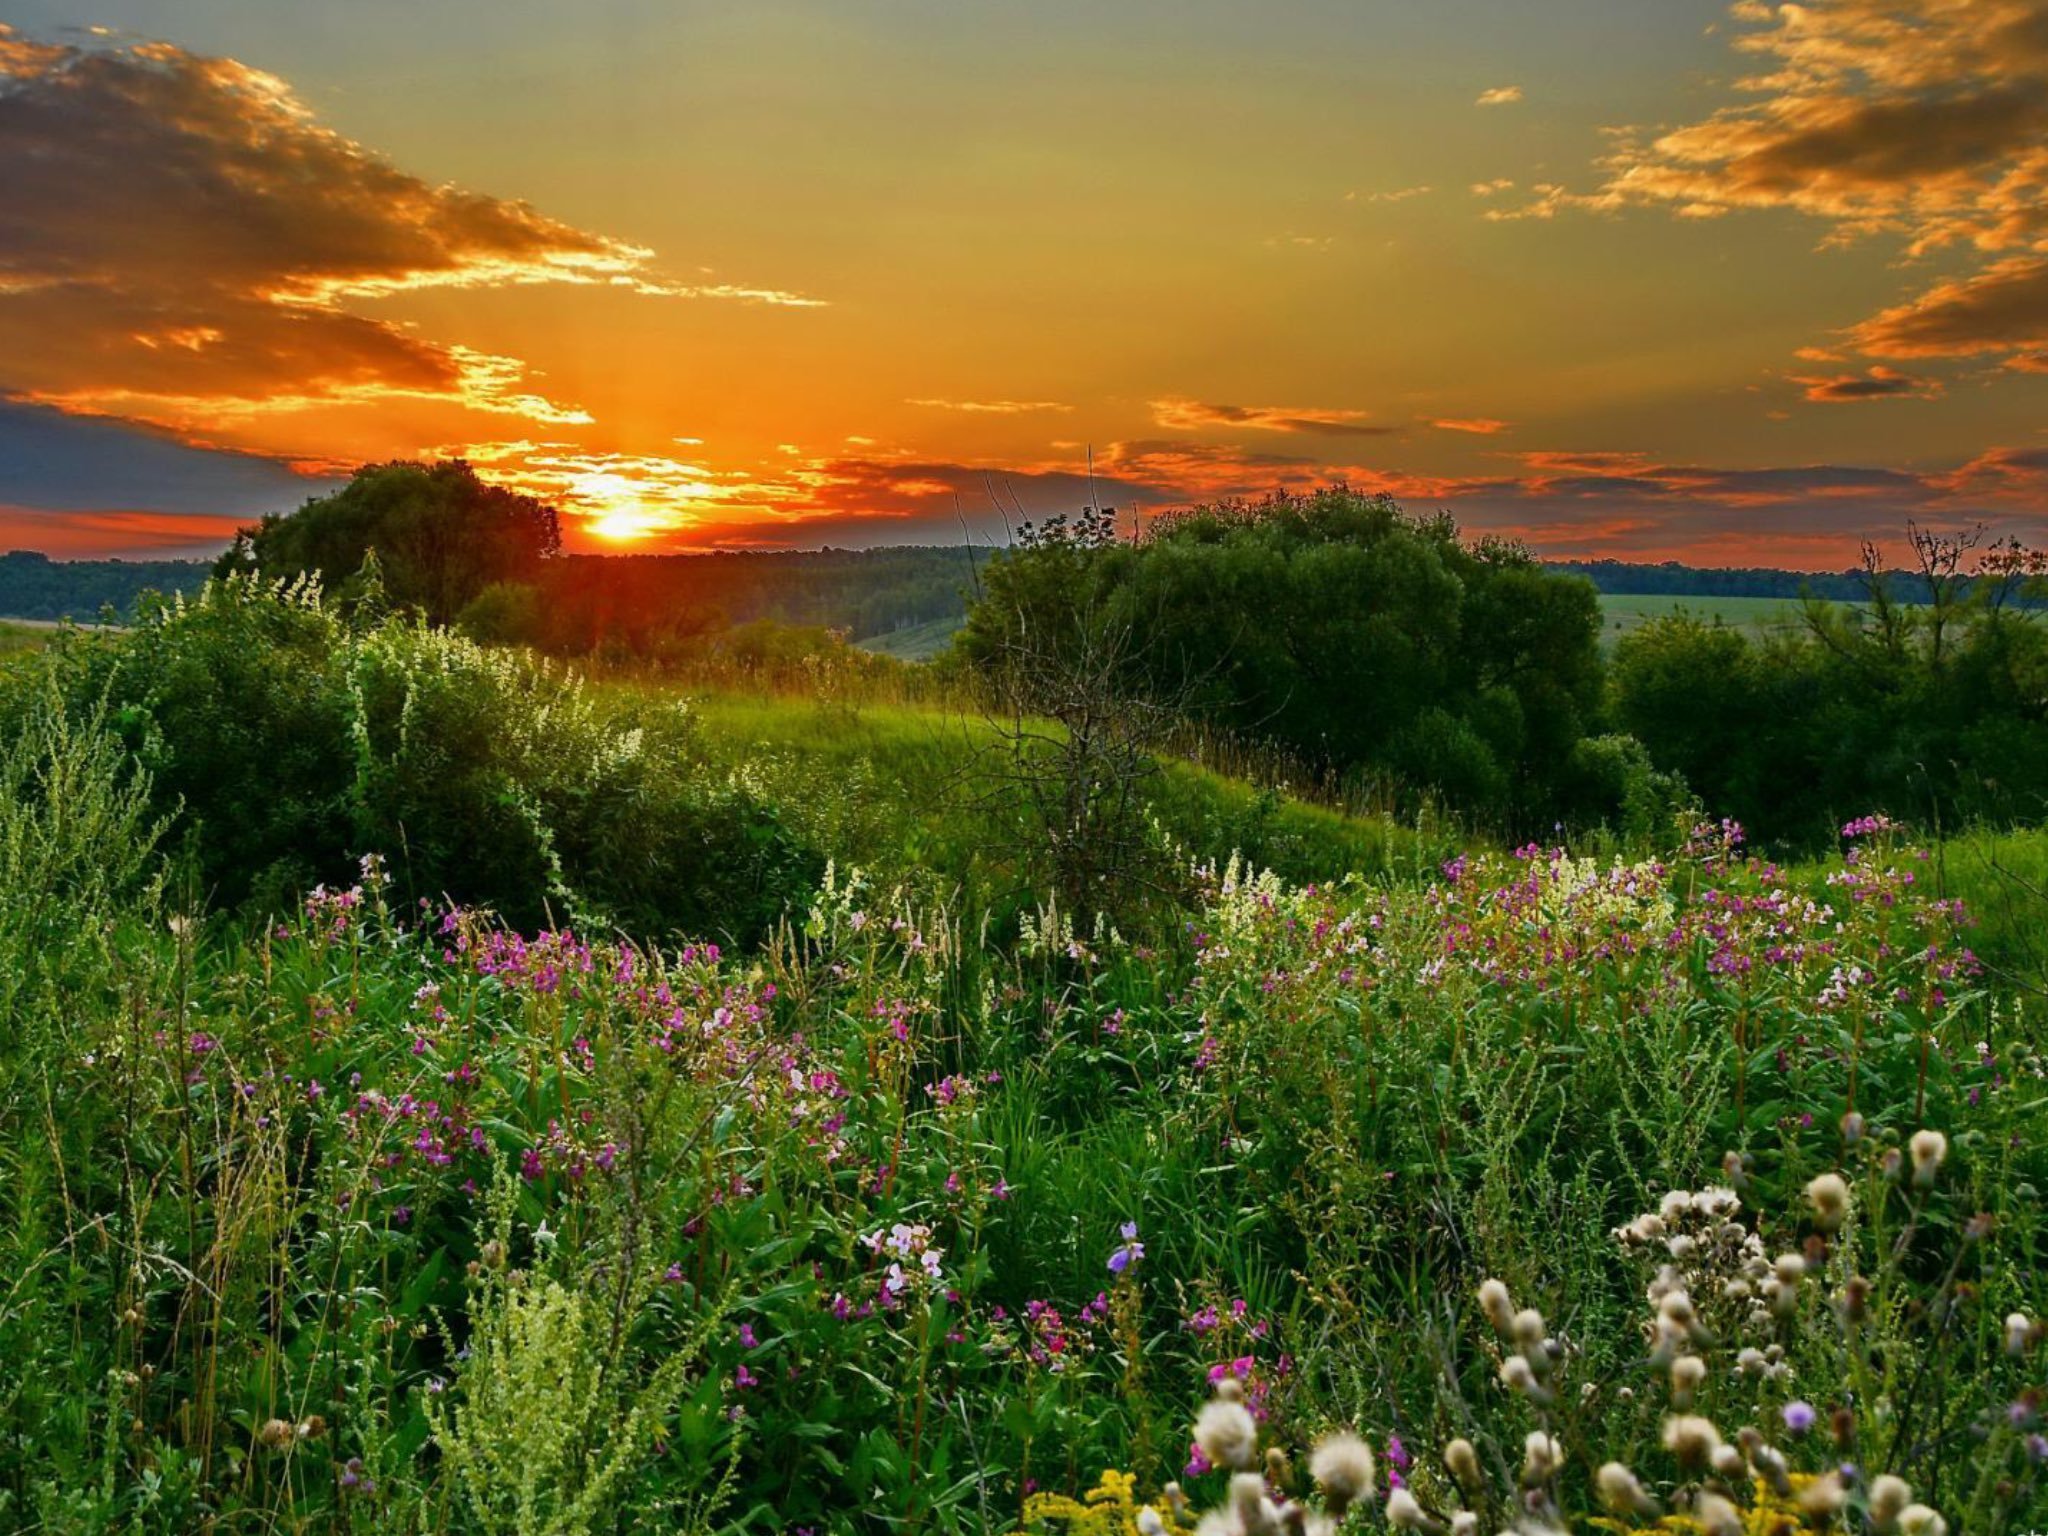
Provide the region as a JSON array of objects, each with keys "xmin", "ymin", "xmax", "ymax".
[
  {"xmin": 1848, "ymin": 255, "xmax": 2048, "ymax": 359},
  {"xmin": 1476, "ymin": 85, "xmax": 1524, "ymax": 106},
  {"xmin": 1149, "ymin": 398, "xmax": 1397, "ymax": 437},
  {"xmin": 904, "ymin": 398, "xmax": 1073, "ymax": 414},
  {"xmin": 1507, "ymin": 2, "xmax": 2048, "ymax": 369},
  {"xmin": 0, "ymin": 28, "xmax": 819, "ymax": 449},
  {"xmin": 1430, "ymin": 417, "xmax": 1511, "ymax": 434},
  {"xmin": 1790, "ymin": 364, "xmax": 1942, "ymax": 401}
]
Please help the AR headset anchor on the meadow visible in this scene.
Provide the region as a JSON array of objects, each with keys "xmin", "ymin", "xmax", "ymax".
[
  {"xmin": 1593, "ymin": 594, "xmax": 1818, "ymax": 644},
  {"xmin": 0, "ymin": 568, "xmax": 2042, "ymax": 1536}
]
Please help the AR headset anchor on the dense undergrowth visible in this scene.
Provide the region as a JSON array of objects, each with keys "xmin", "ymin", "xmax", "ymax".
[{"xmin": 0, "ymin": 583, "xmax": 2044, "ymax": 1533}]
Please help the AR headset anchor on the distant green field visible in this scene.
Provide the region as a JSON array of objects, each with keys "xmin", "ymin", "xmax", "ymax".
[
  {"xmin": 1596, "ymin": 591, "xmax": 1824, "ymax": 641},
  {"xmin": 854, "ymin": 613, "xmax": 963, "ymax": 660},
  {"xmin": 0, "ymin": 620, "xmax": 57, "ymax": 656}
]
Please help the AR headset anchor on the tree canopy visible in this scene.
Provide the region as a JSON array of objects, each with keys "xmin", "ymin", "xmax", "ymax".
[
  {"xmin": 958, "ymin": 488, "xmax": 1616, "ymax": 832},
  {"xmin": 219, "ymin": 460, "xmax": 562, "ymax": 625}
]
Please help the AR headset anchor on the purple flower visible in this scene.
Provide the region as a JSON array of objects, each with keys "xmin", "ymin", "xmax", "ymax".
[
  {"xmin": 1783, "ymin": 1401, "xmax": 1817, "ymax": 1434},
  {"xmin": 1107, "ymin": 1221, "xmax": 1144, "ymax": 1274}
]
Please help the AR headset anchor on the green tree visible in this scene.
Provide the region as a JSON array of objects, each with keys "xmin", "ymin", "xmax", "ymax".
[{"xmin": 220, "ymin": 459, "xmax": 562, "ymax": 625}]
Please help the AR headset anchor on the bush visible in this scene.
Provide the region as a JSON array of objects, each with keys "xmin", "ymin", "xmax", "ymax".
[{"xmin": 7, "ymin": 576, "xmax": 819, "ymax": 941}]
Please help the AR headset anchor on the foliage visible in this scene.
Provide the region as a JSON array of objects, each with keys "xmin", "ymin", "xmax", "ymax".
[
  {"xmin": 1611, "ymin": 527, "xmax": 2048, "ymax": 851},
  {"xmin": 956, "ymin": 489, "xmax": 1615, "ymax": 837},
  {"xmin": 3, "ymin": 575, "xmax": 818, "ymax": 941},
  {"xmin": 220, "ymin": 460, "xmax": 563, "ymax": 626}
]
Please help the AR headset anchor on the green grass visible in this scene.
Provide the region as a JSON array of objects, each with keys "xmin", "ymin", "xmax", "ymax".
[
  {"xmin": 1596, "ymin": 591, "xmax": 1823, "ymax": 641},
  {"xmin": 0, "ymin": 619, "xmax": 56, "ymax": 655},
  {"xmin": 673, "ymin": 686, "xmax": 1439, "ymax": 901},
  {"xmin": 854, "ymin": 613, "xmax": 964, "ymax": 661}
]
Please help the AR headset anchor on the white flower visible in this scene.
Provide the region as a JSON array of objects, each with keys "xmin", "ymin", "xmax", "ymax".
[
  {"xmin": 1307, "ymin": 1430, "xmax": 1376, "ymax": 1515},
  {"xmin": 1909, "ymin": 1129, "xmax": 1948, "ymax": 1186},
  {"xmin": 1193, "ymin": 1399, "xmax": 1258, "ymax": 1472}
]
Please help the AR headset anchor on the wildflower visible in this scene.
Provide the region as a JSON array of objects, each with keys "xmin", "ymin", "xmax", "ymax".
[
  {"xmin": 1806, "ymin": 1172, "xmax": 1851, "ymax": 1231},
  {"xmin": 1228, "ymin": 1472, "xmax": 1280, "ymax": 1536},
  {"xmin": 1385, "ymin": 1487, "xmax": 1439, "ymax": 1532},
  {"xmin": 1868, "ymin": 1475, "xmax": 1912, "ymax": 1528},
  {"xmin": 1521, "ymin": 1431, "xmax": 1560, "ymax": 1483},
  {"xmin": 1782, "ymin": 1400, "xmax": 1817, "ymax": 1434},
  {"xmin": 2005, "ymin": 1313, "xmax": 2035, "ymax": 1355},
  {"xmin": 1193, "ymin": 1397, "xmax": 1259, "ymax": 1472},
  {"xmin": 1510, "ymin": 1307, "xmax": 1547, "ymax": 1352},
  {"xmin": 1841, "ymin": 1110, "xmax": 1866, "ymax": 1144},
  {"xmin": 1596, "ymin": 1462, "xmax": 1658, "ymax": 1517},
  {"xmin": 1136, "ymin": 1509, "xmax": 1166, "ymax": 1536},
  {"xmin": 1897, "ymin": 1506, "xmax": 1948, "ymax": 1536},
  {"xmin": 1107, "ymin": 1221, "xmax": 1145, "ymax": 1274},
  {"xmin": 1670, "ymin": 1354, "xmax": 1705, "ymax": 1403},
  {"xmin": 257, "ymin": 1418, "xmax": 294, "ymax": 1448},
  {"xmin": 1308, "ymin": 1431, "xmax": 1376, "ymax": 1517},
  {"xmin": 1443, "ymin": 1437, "xmax": 1481, "ymax": 1493},
  {"xmin": 1499, "ymin": 1354, "xmax": 1550, "ymax": 1403},
  {"xmin": 1691, "ymin": 1491, "xmax": 1742, "ymax": 1536},
  {"xmin": 1662, "ymin": 1415, "xmax": 1721, "ymax": 1468},
  {"xmin": 1909, "ymin": 1129, "xmax": 1948, "ymax": 1186},
  {"xmin": 1477, "ymin": 1278, "xmax": 1513, "ymax": 1335}
]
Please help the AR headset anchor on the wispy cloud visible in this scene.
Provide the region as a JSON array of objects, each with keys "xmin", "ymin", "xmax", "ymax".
[
  {"xmin": 1476, "ymin": 84, "xmax": 1524, "ymax": 106},
  {"xmin": 904, "ymin": 398, "xmax": 1073, "ymax": 414},
  {"xmin": 1430, "ymin": 417, "xmax": 1512, "ymax": 434},
  {"xmin": 1150, "ymin": 397, "xmax": 1398, "ymax": 437},
  {"xmin": 1347, "ymin": 185, "xmax": 1434, "ymax": 203},
  {"xmin": 1790, "ymin": 364, "xmax": 1942, "ymax": 402}
]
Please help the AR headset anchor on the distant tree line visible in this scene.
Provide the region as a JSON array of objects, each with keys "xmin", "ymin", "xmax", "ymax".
[{"xmin": 0, "ymin": 550, "xmax": 207, "ymax": 620}]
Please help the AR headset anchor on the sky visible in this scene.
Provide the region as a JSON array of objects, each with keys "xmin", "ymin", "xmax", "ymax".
[{"xmin": 2, "ymin": 0, "xmax": 2047, "ymax": 566}]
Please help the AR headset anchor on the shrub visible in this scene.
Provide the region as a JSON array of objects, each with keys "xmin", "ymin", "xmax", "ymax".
[{"xmin": 7, "ymin": 576, "xmax": 819, "ymax": 941}]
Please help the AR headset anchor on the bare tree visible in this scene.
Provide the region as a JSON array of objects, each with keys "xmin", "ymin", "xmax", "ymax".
[{"xmin": 956, "ymin": 506, "xmax": 1193, "ymax": 922}]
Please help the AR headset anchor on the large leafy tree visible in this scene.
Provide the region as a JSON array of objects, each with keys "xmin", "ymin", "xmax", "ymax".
[
  {"xmin": 958, "ymin": 487, "xmax": 1609, "ymax": 831},
  {"xmin": 219, "ymin": 459, "xmax": 562, "ymax": 624}
]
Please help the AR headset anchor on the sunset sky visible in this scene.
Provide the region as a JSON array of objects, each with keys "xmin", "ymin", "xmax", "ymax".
[{"xmin": 4, "ymin": 0, "xmax": 2048, "ymax": 565}]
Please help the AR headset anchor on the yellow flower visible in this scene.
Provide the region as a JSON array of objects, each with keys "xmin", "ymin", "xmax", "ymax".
[{"xmin": 1024, "ymin": 1469, "xmax": 1191, "ymax": 1536}]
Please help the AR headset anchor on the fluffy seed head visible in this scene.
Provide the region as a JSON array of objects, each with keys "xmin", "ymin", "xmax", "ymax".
[
  {"xmin": 1692, "ymin": 1492, "xmax": 1742, "ymax": 1536},
  {"xmin": 1137, "ymin": 1509, "xmax": 1167, "ymax": 1536},
  {"xmin": 1806, "ymin": 1172, "xmax": 1851, "ymax": 1230},
  {"xmin": 1867, "ymin": 1475, "xmax": 1912, "ymax": 1526},
  {"xmin": 1477, "ymin": 1279, "xmax": 1514, "ymax": 1335},
  {"xmin": 1522, "ymin": 1430, "xmax": 1561, "ymax": 1483},
  {"xmin": 2006, "ymin": 1313, "xmax": 2035, "ymax": 1356},
  {"xmin": 1898, "ymin": 1506, "xmax": 1949, "ymax": 1536},
  {"xmin": 1443, "ymin": 1437, "xmax": 1481, "ymax": 1491},
  {"xmin": 1909, "ymin": 1130, "xmax": 1948, "ymax": 1186},
  {"xmin": 1229, "ymin": 1473, "xmax": 1279, "ymax": 1536},
  {"xmin": 1384, "ymin": 1488, "xmax": 1437, "ymax": 1532},
  {"xmin": 1595, "ymin": 1462, "xmax": 1657, "ymax": 1516},
  {"xmin": 1308, "ymin": 1431, "xmax": 1376, "ymax": 1516},
  {"xmin": 1661, "ymin": 1414, "xmax": 1721, "ymax": 1468},
  {"xmin": 1511, "ymin": 1307, "xmax": 1547, "ymax": 1351},
  {"xmin": 1670, "ymin": 1354, "xmax": 1706, "ymax": 1402},
  {"xmin": 1194, "ymin": 1399, "xmax": 1259, "ymax": 1472}
]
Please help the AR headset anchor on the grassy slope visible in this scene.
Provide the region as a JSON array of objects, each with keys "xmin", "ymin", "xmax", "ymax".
[
  {"xmin": 1595, "ymin": 591, "xmax": 1820, "ymax": 642},
  {"xmin": 679, "ymin": 688, "xmax": 1443, "ymax": 897},
  {"xmin": 854, "ymin": 614, "xmax": 964, "ymax": 661}
]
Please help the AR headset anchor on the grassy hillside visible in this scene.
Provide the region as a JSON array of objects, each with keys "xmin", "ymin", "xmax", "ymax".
[
  {"xmin": 1597, "ymin": 590, "xmax": 1820, "ymax": 641},
  {"xmin": 1, "ymin": 583, "xmax": 2043, "ymax": 1534},
  {"xmin": 854, "ymin": 613, "xmax": 964, "ymax": 660}
]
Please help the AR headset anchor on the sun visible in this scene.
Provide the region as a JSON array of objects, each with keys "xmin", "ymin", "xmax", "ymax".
[{"xmin": 574, "ymin": 470, "xmax": 664, "ymax": 543}]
